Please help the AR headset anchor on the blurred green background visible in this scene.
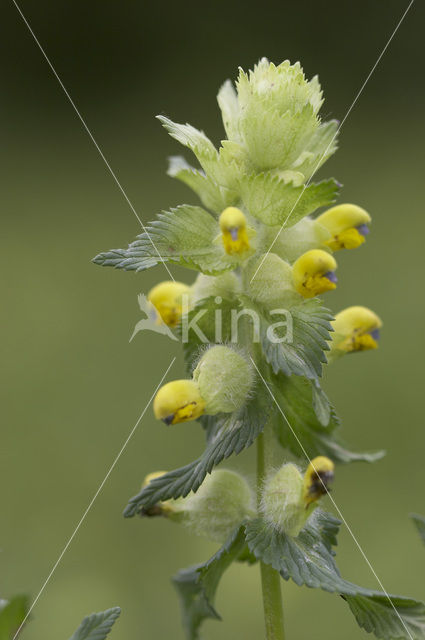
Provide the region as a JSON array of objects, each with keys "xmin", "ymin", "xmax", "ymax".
[{"xmin": 1, "ymin": 0, "xmax": 424, "ymax": 638}]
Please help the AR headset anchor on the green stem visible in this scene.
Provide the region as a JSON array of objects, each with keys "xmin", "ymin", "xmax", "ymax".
[{"xmin": 257, "ymin": 428, "xmax": 285, "ymax": 640}]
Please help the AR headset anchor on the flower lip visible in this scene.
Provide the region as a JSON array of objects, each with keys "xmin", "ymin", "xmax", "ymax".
[
  {"xmin": 324, "ymin": 270, "xmax": 338, "ymax": 284},
  {"xmin": 308, "ymin": 468, "xmax": 334, "ymax": 499},
  {"xmin": 356, "ymin": 223, "xmax": 370, "ymax": 237},
  {"xmin": 370, "ymin": 328, "xmax": 380, "ymax": 341}
]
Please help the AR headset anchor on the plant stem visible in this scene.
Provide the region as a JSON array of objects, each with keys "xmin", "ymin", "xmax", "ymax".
[{"xmin": 257, "ymin": 428, "xmax": 285, "ymax": 640}]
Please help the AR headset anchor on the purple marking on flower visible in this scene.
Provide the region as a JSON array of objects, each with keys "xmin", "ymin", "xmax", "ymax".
[
  {"xmin": 370, "ymin": 328, "xmax": 380, "ymax": 341},
  {"xmin": 324, "ymin": 271, "xmax": 338, "ymax": 283},
  {"xmin": 356, "ymin": 224, "xmax": 370, "ymax": 236},
  {"xmin": 230, "ymin": 228, "xmax": 239, "ymax": 241}
]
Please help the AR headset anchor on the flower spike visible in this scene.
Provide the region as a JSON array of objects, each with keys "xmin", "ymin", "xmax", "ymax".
[
  {"xmin": 292, "ymin": 249, "xmax": 338, "ymax": 297},
  {"xmin": 316, "ymin": 203, "xmax": 371, "ymax": 251}
]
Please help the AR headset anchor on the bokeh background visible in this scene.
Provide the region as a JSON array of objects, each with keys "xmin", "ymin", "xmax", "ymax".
[{"xmin": 1, "ymin": 0, "xmax": 424, "ymax": 638}]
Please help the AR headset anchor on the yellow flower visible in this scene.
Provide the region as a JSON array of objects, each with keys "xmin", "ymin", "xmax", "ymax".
[
  {"xmin": 153, "ymin": 380, "xmax": 206, "ymax": 425},
  {"xmin": 316, "ymin": 204, "xmax": 371, "ymax": 251},
  {"xmin": 219, "ymin": 207, "xmax": 251, "ymax": 255},
  {"xmin": 147, "ymin": 281, "xmax": 190, "ymax": 327},
  {"xmin": 303, "ymin": 456, "xmax": 335, "ymax": 507},
  {"xmin": 292, "ymin": 249, "xmax": 338, "ymax": 297},
  {"xmin": 333, "ymin": 306, "xmax": 382, "ymax": 352}
]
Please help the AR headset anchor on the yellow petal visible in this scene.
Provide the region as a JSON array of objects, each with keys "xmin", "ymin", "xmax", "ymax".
[
  {"xmin": 292, "ymin": 249, "xmax": 337, "ymax": 297},
  {"xmin": 153, "ymin": 380, "xmax": 205, "ymax": 425},
  {"xmin": 333, "ymin": 306, "xmax": 382, "ymax": 352},
  {"xmin": 317, "ymin": 204, "xmax": 371, "ymax": 251},
  {"xmin": 147, "ymin": 281, "xmax": 190, "ymax": 327}
]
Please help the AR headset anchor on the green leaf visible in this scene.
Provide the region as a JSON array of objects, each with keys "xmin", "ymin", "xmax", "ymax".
[
  {"xmin": 158, "ymin": 116, "xmax": 244, "ymax": 190},
  {"xmin": 158, "ymin": 116, "xmax": 218, "ymax": 171},
  {"xmin": 249, "ymin": 297, "xmax": 333, "ymax": 380},
  {"xmin": 345, "ymin": 593, "xmax": 425, "ymax": 640},
  {"xmin": 240, "ymin": 173, "xmax": 340, "ymax": 227},
  {"xmin": 93, "ymin": 206, "xmax": 236, "ymax": 276},
  {"xmin": 0, "ymin": 595, "xmax": 28, "ymax": 640},
  {"xmin": 270, "ymin": 374, "xmax": 385, "ymax": 463},
  {"xmin": 246, "ymin": 512, "xmax": 425, "ymax": 640},
  {"xmin": 68, "ymin": 607, "xmax": 121, "ymax": 640},
  {"xmin": 292, "ymin": 119, "xmax": 339, "ymax": 179},
  {"xmin": 411, "ymin": 513, "xmax": 425, "ymax": 545},
  {"xmin": 167, "ymin": 156, "xmax": 238, "ymax": 213},
  {"xmin": 172, "ymin": 525, "xmax": 246, "ymax": 640},
  {"xmin": 217, "ymin": 80, "xmax": 242, "ymax": 144},
  {"xmin": 123, "ymin": 388, "xmax": 272, "ymax": 517}
]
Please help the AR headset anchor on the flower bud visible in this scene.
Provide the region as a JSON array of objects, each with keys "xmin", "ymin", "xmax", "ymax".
[
  {"xmin": 316, "ymin": 204, "xmax": 371, "ymax": 251},
  {"xmin": 181, "ymin": 469, "xmax": 254, "ymax": 542},
  {"xmin": 292, "ymin": 249, "xmax": 338, "ymax": 297},
  {"xmin": 193, "ymin": 345, "xmax": 254, "ymax": 414},
  {"xmin": 220, "ymin": 59, "xmax": 328, "ymax": 172},
  {"xmin": 219, "ymin": 207, "xmax": 251, "ymax": 255},
  {"xmin": 147, "ymin": 280, "xmax": 190, "ymax": 327},
  {"xmin": 331, "ymin": 306, "xmax": 382, "ymax": 354},
  {"xmin": 153, "ymin": 380, "xmax": 205, "ymax": 425}
]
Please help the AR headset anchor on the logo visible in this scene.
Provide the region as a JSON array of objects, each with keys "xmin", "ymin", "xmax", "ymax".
[{"xmin": 130, "ymin": 293, "xmax": 294, "ymax": 345}]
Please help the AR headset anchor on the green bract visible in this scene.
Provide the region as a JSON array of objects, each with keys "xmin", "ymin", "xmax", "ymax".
[
  {"xmin": 68, "ymin": 607, "xmax": 121, "ymax": 640},
  {"xmin": 178, "ymin": 469, "xmax": 254, "ymax": 543},
  {"xmin": 193, "ymin": 345, "xmax": 254, "ymax": 414},
  {"xmin": 93, "ymin": 58, "xmax": 421, "ymax": 640}
]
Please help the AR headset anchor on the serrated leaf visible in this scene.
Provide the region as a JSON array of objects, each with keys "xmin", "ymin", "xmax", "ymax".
[
  {"xmin": 93, "ymin": 206, "xmax": 236, "ymax": 276},
  {"xmin": 345, "ymin": 593, "xmax": 425, "ymax": 640},
  {"xmin": 270, "ymin": 373, "xmax": 384, "ymax": 463},
  {"xmin": 68, "ymin": 607, "xmax": 121, "ymax": 640},
  {"xmin": 292, "ymin": 119, "xmax": 339, "ymax": 179},
  {"xmin": 246, "ymin": 512, "xmax": 425, "ymax": 640},
  {"xmin": 173, "ymin": 525, "xmax": 246, "ymax": 640},
  {"xmin": 0, "ymin": 595, "xmax": 28, "ymax": 640},
  {"xmin": 240, "ymin": 173, "xmax": 340, "ymax": 227},
  {"xmin": 158, "ymin": 116, "xmax": 242, "ymax": 190},
  {"xmin": 158, "ymin": 116, "xmax": 218, "ymax": 170},
  {"xmin": 247, "ymin": 297, "xmax": 333, "ymax": 380},
  {"xmin": 167, "ymin": 156, "xmax": 238, "ymax": 213},
  {"xmin": 123, "ymin": 389, "xmax": 272, "ymax": 516},
  {"xmin": 411, "ymin": 514, "xmax": 425, "ymax": 546}
]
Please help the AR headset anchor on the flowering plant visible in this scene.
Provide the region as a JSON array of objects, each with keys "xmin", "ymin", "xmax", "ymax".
[{"xmin": 93, "ymin": 59, "xmax": 425, "ymax": 640}]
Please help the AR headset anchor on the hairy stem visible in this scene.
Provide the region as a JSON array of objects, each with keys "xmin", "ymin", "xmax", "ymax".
[{"xmin": 257, "ymin": 427, "xmax": 285, "ymax": 640}]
